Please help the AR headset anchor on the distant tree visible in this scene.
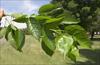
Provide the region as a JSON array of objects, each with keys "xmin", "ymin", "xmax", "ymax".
[{"xmin": 51, "ymin": 0, "xmax": 100, "ymax": 39}]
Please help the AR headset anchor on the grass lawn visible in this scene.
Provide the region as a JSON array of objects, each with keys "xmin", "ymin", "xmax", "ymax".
[{"xmin": 0, "ymin": 35, "xmax": 100, "ymax": 65}]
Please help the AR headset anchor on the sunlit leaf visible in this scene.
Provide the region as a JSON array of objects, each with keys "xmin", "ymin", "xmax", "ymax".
[
  {"xmin": 11, "ymin": 29, "xmax": 25, "ymax": 51},
  {"xmin": 73, "ymin": 31, "xmax": 91, "ymax": 48},
  {"xmin": 6, "ymin": 25, "xmax": 25, "ymax": 51},
  {"xmin": 64, "ymin": 25, "xmax": 91, "ymax": 48},
  {"xmin": 27, "ymin": 17, "xmax": 41, "ymax": 40},
  {"xmin": 67, "ymin": 46, "xmax": 79, "ymax": 61},
  {"xmin": 8, "ymin": 32, "xmax": 17, "ymax": 49},
  {"xmin": 0, "ymin": 28, "xmax": 7, "ymax": 38},
  {"xmin": 41, "ymin": 41, "xmax": 54, "ymax": 56},
  {"xmin": 39, "ymin": 4, "xmax": 57, "ymax": 15},
  {"xmin": 64, "ymin": 25, "xmax": 85, "ymax": 35},
  {"xmin": 55, "ymin": 35, "xmax": 74, "ymax": 57},
  {"xmin": 68, "ymin": 51, "xmax": 76, "ymax": 61},
  {"xmin": 5, "ymin": 25, "xmax": 12, "ymax": 40},
  {"xmin": 47, "ymin": 8, "xmax": 64, "ymax": 17},
  {"xmin": 41, "ymin": 27, "xmax": 56, "ymax": 51},
  {"xmin": 46, "ymin": 17, "xmax": 63, "ymax": 24},
  {"xmin": 11, "ymin": 13, "xmax": 28, "ymax": 23},
  {"xmin": 60, "ymin": 11, "xmax": 80, "ymax": 24},
  {"xmin": 35, "ymin": 15, "xmax": 51, "ymax": 22}
]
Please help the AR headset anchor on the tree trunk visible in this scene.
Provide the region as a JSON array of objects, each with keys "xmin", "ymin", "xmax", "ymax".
[{"xmin": 90, "ymin": 31, "xmax": 94, "ymax": 40}]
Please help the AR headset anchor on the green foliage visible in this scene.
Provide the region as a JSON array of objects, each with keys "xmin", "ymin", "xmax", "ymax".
[
  {"xmin": 11, "ymin": 13, "xmax": 28, "ymax": 23},
  {"xmin": 27, "ymin": 16, "xmax": 41, "ymax": 40},
  {"xmin": 64, "ymin": 25, "xmax": 91, "ymax": 48},
  {"xmin": 55, "ymin": 35, "xmax": 73, "ymax": 57},
  {"xmin": 39, "ymin": 3, "xmax": 64, "ymax": 17},
  {"xmin": 35, "ymin": 15, "xmax": 51, "ymax": 22},
  {"xmin": 0, "ymin": 28, "xmax": 7, "ymax": 38},
  {"xmin": 11, "ymin": 29, "xmax": 25, "ymax": 51},
  {"xmin": 51, "ymin": 0, "xmax": 100, "ymax": 33},
  {"xmin": 46, "ymin": 17, "xmax": 63, "ymax": 23},
  {"xmin": 67, "ymin": 46, "xmax": 79, "ymax": 62},
  {"xmin": 39, "ymin": 4, "xmax": 57, "ymax": 15},
  {"xmin": 4, "ymin": 25, "xmax": 25, "ymax": 51},
  {"xmin": 41, "ymin": 27, "xmax": 56, "ymax": 51},
  {"xmin": 41, "ymin": 41, "xmax": 54, "ymax": 56},
  {"xmin": 47, "ymin": 8, "xmax": 64, "ymax": 17},
  {"xmin": 0, "ymin": 1, "xmax": 92, "ymax": 62},
  {"xmin": 60, "ymin": 11, "xmax": 80, "ymax": 24}
]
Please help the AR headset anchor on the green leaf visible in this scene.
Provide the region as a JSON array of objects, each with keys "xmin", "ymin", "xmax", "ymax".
[
  {"xmin": 64, "ymin": 25, "xmax": 85, "ymax": 35},
  {"xmin": 73, "ymin": 31, "xmax": 91, "ymax": 48},
  {"xmin": 61, "ymin": 16, "xmax": 79, "ymax": 24},
  {"xmin": 11, "ymin": 24, "xmax": 17, "ymax": 31},
  {"xmin": 8, "ymin": 32, "xmax": 17, "ymax": 48},
  {"xmin": 59, "ymin": 11, "xmax": 80, "ymax": 24},
  {"xmin": 68, "ymin": 46, "xmax": 79, "ymax": 62},
  {"xmin": 12, "ymin": 13, "xmax": 28, "ymax": 23},
  {"xmin": 6, "ymin": 25, "xmax": 25, "ymax": 51},
  {"xmin": 47, "ymin": 8, "xmax": 64, "ymax": 17},
  {"xmin": 46, "ymin": 17, "xmax": 63, "ymax": 24},
  {"xmin": 55, "ymin": 35, "xmax": 74, "ymax": 57},
  {"xmin": 41, "ymin": 41, "xmax": 54, "ymax": 56},
  {"xmin": 71, "ymin": 46, "xmax": 79, "ymax": 57},
  {"xmin": 11, "ymin": 29, "xmax": 25, "ymax": 51},
  {"xmin": 11, "ymin": 13, "xmax": 25, "ymax": 18},
  {"xmin": 0, "ymin": 28, "xmax": 7, "ymax": 38},
  {"xmin": 67, "ymin": 0, "xmax": 78, "ymax": 9},
  {"xmin": 27, "ymin": 17, "xmax": 41, "ymax": 40},
  {"xmin": 61, "ymin": 19, "xmax": 79, "ymax": 24},
  {"xmin": 35, "ymin": 15, "xmax": 51, "ymax": 22},
  {"xmin": 39, "ymin": 4, "xmax": 57, "ymax": 15},
  {"xmin": 68, "ymin": 51, "xmax": 76, "ymax": 62},
  {"xmin": 64, "ymin": 25, "xmax": 91, "ymax": 48},
  {"xmin": 41, "ymin": 27, "xmax": 56, "ymax": 51},
  {"xmin": 5, "ymin": 25, "xmax": 12, "ymax": 40},
  {"xmin": 41, "ymin": 23, "xmax": 60, "ymax": 56}
]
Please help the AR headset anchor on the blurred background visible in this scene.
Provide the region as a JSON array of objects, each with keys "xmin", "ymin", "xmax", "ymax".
[{"xmin": 0, "ymin": 0, "xmax": 51, "ymax": 14}]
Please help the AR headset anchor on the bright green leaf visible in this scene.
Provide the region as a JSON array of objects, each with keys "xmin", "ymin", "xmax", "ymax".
[
  {"xmin": 6, "ymin": 25, "xmax": 25, "ymax": 51},
  {"xmin": 64, "ymin": 25, "xmax": 91, "ymax": 48},
  {"xmin": 12, "ymin": 13, "xmax": 28, "ymax": 23},
  {"xmin": 35, "ymin": 15, "xmax": 51, "ymax": 22},
  {"xmin": 46, "ymin": 17, "xmax": 63, "ymax": 24},
  {"xmin": 39, "ymin": 4, "xmax": 57, "ymax": 15},
  {"xmin": 64, "ymin": 25, "xmax": 85, "ymax": 35},
  {"xmin": 8, "ymin": 32, "xmax": 17, "ymax": 49},
  {"xmin": 0, "ymin": 28, "xmax": 7, "ymax": 38},
  {"xmin": 47, "ymin": 8, "xmax": 64, "ymax": 17},
  {"xmin": 27, "ymin": 17, "xmax": 41, "ymax": 40},
  {"xmin": 61, "ymin": 16, "xmax": 79, "ymax": 24},
  {"xmin": 67, "ymin": 46, "xmax": 79, "ymax": 62},
  {"xmin": 11, "ymin": 29, "xmax": 25, "ymax": 51},
  {"xmin": 55, "ymin": 35, "xmax": 74, "ymax": 57},
  {"xmin": 68, "ymin": 51, "xmax": 76, "ymax": 62},
  {"xmin": 73, "ymin": 31, "xmax": 91, "ymax": 48},
  {"xmin": 41, "ymin": 27, "xmax": 56, "ymax": 51},
  {"xmin": 5, "ymin": 25, "xmax": 12, "ymax": 40},
  {"xmin": 41, "ymin": 41, "xmax": 54, "ymax": 56},
  {"xmin": 57, "ymin": 11, "xmax": 79, "ymax": 24}
]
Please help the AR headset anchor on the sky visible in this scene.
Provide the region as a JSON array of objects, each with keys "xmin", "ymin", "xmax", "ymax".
[{"xmin": 0, "ymin": 0, "xmax": 51, "ymax": 14}]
